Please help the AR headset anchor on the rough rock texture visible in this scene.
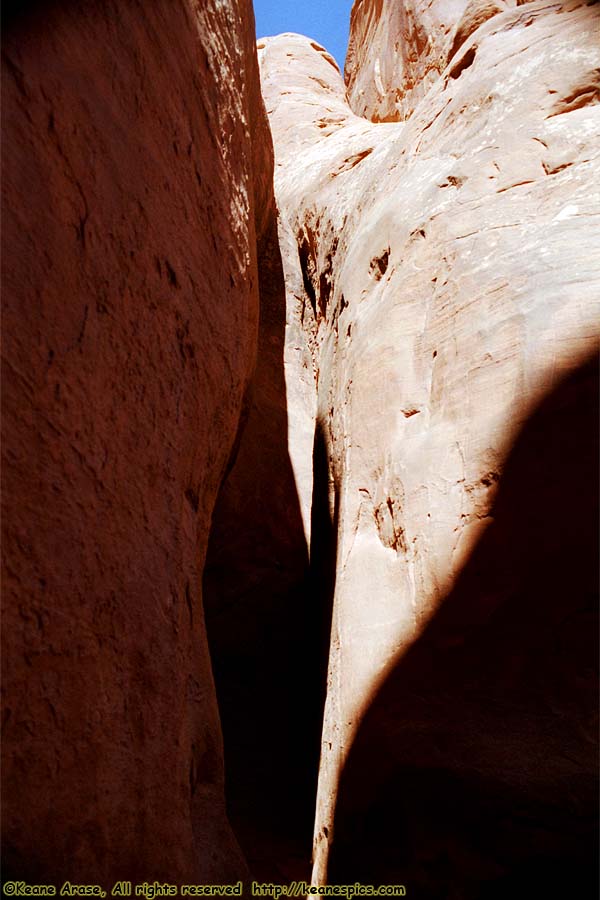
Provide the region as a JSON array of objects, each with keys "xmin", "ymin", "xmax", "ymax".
[
  {"xmin": 346, "ymin": 0, "xmax": 524, "ymax": 121},
  {"xmin": 259, "ymin": 0, "xmax": 600, "ymax": 893},
  {"xmin": 2, "ymin": 0, "xmax": 272, "ymax": 883}
]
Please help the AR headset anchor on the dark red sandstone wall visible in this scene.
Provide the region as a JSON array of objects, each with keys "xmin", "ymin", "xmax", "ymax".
[{"xmin": 1, "ymin": 0, "xmax": 273, "ymax": 883}]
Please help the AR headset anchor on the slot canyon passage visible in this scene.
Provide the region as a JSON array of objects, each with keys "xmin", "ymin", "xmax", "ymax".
[{"xmin": 1, "ymin": 0, "xmax": 599, "ymax": 895}]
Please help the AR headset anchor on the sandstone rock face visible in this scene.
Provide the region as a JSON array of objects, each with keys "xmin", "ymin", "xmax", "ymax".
[
  {"xmin": 2, "ymin": 0, "xmax": 272, "ymax": 883},
  {"xmin": 259, "ymin": 0, "xmax": 599, "ymax": 892},
  {"xmin": 346, "ymin": 0, "xmax": 520, "ymax": 121}
]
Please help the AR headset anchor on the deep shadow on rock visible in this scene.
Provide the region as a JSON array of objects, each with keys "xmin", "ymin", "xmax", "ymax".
[
  {"xmin": 329, "ymin": 354, "xmax": 599, "ymax": 899},
  {"xmin": 203, "ymin": 224, "xmax": 335, "ymax": 880}
]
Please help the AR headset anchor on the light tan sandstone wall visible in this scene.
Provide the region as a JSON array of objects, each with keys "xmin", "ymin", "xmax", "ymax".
[{"xmin": 259, "ymin": 0, "xmax": 599, "ymax": 890}]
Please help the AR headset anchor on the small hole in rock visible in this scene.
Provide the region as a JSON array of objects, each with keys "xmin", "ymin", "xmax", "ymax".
[{"xmin": 370, "ymin": 249, "xmax": 390, "ymax": 281}]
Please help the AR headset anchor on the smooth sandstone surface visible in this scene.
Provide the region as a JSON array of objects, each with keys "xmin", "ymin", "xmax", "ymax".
[
  {"xmin": 2, "ymin": 0, "xmax": 272, "ymax": 883},
  {"xmin": 259, "ymin": 0, "xmax": 599, "ymax": 890}
]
